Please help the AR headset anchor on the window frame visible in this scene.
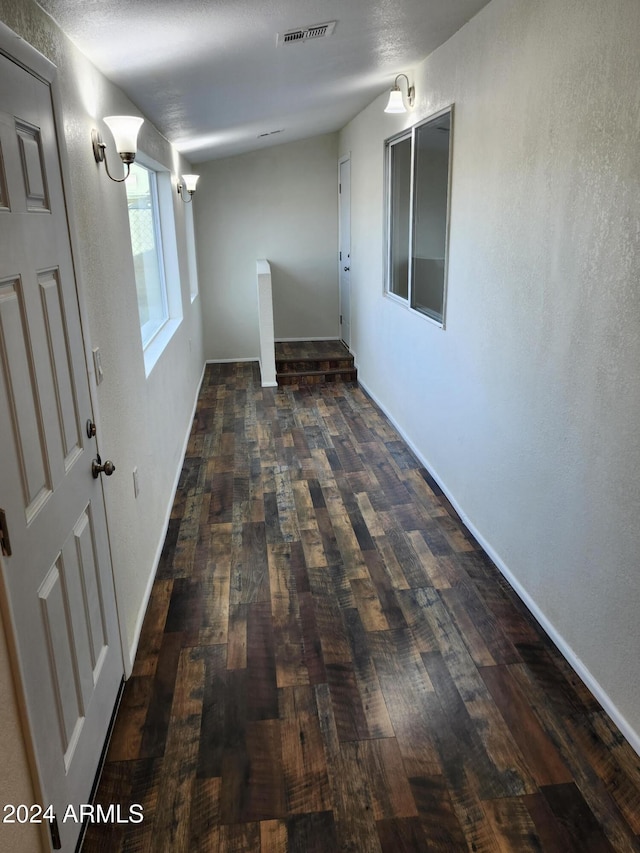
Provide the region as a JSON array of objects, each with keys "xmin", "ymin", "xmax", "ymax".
[
  {"xmin": 384, "ymin": 105, "xmax": 454, "ymax": 329},
  {"xmin": 127, "ymin": 162, "xmax": 169, "ymax": 347},
  {"xmin": 125, "ymin": 152, "xmax": 183, "ymax": 375},
  {"xmin": 184, "ymin": 198, "xmax": 199, "ymax": 303}
]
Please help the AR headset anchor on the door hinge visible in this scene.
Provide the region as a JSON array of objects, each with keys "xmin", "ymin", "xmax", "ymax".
[
  {"xmin": 49, "ymin": 814, "xmax": 61, "ymax": 850},
  {"xmin": 0, "ymin": 509, "xmax": 11, "ymax": 557},
  {"xmin": 340, "ymin": 314, "xmax": 343, "ymax": 325}
]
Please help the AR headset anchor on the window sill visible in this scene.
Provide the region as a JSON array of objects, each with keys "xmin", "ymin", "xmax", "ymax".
[
  {"xmin": 143, "ymin": 316, "xmax": 182, "ymax": 377},
  {"xmin": 384, "ymin": 291, "xmax": 446, "ymax": 330}
]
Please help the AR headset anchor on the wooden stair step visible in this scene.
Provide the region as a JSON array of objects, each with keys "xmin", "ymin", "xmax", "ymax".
[
  {"xmin": 274, "ymin": 340, "xmax": 357, "ymax": 385},
  {"xmin": 277, "ymin": 367, "xmax": 357, "ymax": 385},
  {"xmin": 276, "ymin": 359, "xmax": 355, "ymax": 373}
]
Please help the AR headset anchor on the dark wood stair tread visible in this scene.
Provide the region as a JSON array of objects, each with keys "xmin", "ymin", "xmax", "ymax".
[{"xmin": 274, "ymin": 340, "xmax": 356, "ymax": 385}]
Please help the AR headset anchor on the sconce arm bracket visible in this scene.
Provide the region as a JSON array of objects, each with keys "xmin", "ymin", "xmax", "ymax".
[
  {"xmin": 177, "ymin": 184, "xmax": 194, "ymax": 203},
  {"xmin": 394, "ymin": 74, "xmax": 415, "ymax": 107},
  {"xmin": 92, "ymin": 128, "xmax": 132, "ymax": 183}
]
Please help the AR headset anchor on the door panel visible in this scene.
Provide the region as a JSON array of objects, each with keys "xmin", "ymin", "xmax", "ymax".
[
  {"xmin": 0, "ymin": 276, "xmax": 51, "ymax": 517},
  {"xmin": 16, "ymin": 118, "xmax": 50, "ymax": 211},
  {"xmin": 40, "ymin": 269, "xmax": 83, "ymax": 468},
  {"xmin": 0, "ymin": 48, "xmax": 123, "ymax": 853}
]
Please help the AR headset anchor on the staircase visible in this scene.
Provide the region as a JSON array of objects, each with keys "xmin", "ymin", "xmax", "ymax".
[{"xmin": 275, "ymin": 340, "xmax": 357, "ymax": 385}]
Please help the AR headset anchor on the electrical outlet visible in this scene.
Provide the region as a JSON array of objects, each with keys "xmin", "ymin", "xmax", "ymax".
[{"xmin": 132, "ymin": 467, "xmax": 140, "ymax": 498}]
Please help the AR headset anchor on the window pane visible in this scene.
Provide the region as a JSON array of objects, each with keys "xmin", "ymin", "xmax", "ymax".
[
  {"xmin": 185, "ymin": 201, "xmax": 199, "ymax": 300},
  {"xmin": 388, "ymin": 136, "xmax": 412, "ymax": 299},
  {"xmin": 126, "ymin": 163, "xmax": 168, "ymax": 346},
  {"xmin": 411, "ymin": 112, "xmax": 451, "ymax": 323}
]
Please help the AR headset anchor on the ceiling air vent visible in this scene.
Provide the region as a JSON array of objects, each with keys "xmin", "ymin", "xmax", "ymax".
[{"xmin": 277, "ymin": 21, "xmax": 336, "ymax": 46}]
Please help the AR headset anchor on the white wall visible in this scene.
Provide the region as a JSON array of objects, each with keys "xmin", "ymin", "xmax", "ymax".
[
  {"xmin": 195, "ymin": 134, "xmax": 339, "ymax": 361},
  {"xmin": 340, "ymin": 0, "xmax": 640, "ymax": 747},
  {"xmin": 0, "ymin": 4, "xmax": 204, "ymax": 848}
]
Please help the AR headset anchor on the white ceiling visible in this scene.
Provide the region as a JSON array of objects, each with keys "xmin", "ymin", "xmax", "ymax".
[{"xmin": 36, "ymin": 0, "xmax": 490, "ymax": 163}]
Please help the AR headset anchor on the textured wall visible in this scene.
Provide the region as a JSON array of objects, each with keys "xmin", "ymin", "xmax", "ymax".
[
  {"xmin": 195, "ymin": 134, "xmax": 339, "ymax": 361},
  {"xmin": 0, "ymin": 2, "xmax": 204, "ymax": 844},
  {"xmin": 0, "ymin": 0, "xmax": 204, "ymax": 659},
  {"xmin": 340, "ymin": 0, "xmax": 640, "ymax": 746}
]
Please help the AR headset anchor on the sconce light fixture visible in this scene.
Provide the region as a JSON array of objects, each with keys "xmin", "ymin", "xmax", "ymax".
[
  {"xmin": 92, "ymin": 115, "xmax": 144, "ymax": 182},
  {"xmin": 384, "ymin": 74, "xmax": 415, "ymax": 114},
  {"xmin": 177, "ymin": 174, "xmax": 200, "ymax": 203}
]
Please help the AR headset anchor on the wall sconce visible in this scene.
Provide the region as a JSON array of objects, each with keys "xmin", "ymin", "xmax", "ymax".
[
  {"xmin": 92, "ymin": 115, "xmax": 144, "ymax": 182},
  {"xmin": 384, "ymin": 74, "xmax": 415, "ymax": 114},
  {"xmin": 177, "ymin": 174, "xmax": 200, "ymax": 203}
]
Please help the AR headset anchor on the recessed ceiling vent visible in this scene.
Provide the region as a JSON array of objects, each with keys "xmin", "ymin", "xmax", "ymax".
[{"xmin": 277, "ymin": 21, "xmax": 337, "ymax": 46}]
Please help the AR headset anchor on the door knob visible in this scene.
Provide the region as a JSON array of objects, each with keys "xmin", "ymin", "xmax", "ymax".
[
  {"xmin": 344, "ymin": 266, "xmax": 350, "ymax": 271},
  {"xmin": 92, "ymin": 455, "xmax": 116, "ymax": 478}
]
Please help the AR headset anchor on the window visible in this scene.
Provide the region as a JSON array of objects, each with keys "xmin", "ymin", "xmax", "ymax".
[
  {"xmin": 126, "ymin": 162, "xmax": 168, "ymax": 346},
  {"xmin": 184, "ymin": 199, "xmax": 199, "ymax": 302},
  {"xmin": 125, "ymin": 156, "xmax": 183, "ymax": 373},
  {"xmin": 385, "ymin": 107, "xmax": 453, "ymax": 326}
]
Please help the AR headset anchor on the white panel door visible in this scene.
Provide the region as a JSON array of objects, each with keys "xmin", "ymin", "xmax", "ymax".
[
  {"xmin": 339, "ymin": 156, "xmax": 351, "ymax": 348},
  {"xmin": 0, "ymin": 49, "xmax": 123, "ymax": 853}
]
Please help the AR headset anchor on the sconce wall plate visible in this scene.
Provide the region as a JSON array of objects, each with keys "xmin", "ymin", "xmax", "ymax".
[{"xmin": 92, "ymin": 128, "xmax": 106, "ymax": 163}]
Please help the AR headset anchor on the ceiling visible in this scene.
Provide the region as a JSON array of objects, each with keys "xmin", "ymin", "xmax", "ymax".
[{"xmin": 35, "ymin": 0, "xmax": 491, "ymax": 163}]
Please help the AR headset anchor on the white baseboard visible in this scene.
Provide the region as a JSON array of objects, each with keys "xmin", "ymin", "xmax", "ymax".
[
  {"xmin": 206, "ymin": 357, "xmax": 259, "ymax": 364},
  {"xmin": 126, "ymin": 362, "xmax": 207, "ymax": 674},
  {"xmin": 275, "ymin": 336, "xmax": 341, "ymax": 342},
  {"xmin": 357, "ymin": 375, "xmax": 640, "ymax": 757}
]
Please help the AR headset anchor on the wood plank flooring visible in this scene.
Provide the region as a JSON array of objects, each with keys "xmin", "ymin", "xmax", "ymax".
[{"xmin": 84, "ymin": 362, "xmax": 640, "ymax": 852}]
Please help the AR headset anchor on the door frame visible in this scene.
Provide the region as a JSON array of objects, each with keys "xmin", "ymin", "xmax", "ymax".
[
  {"xmin": 0, "ymin": 20, "xmax": 125, "ymax": 843},
  {"xmin": 338, "ymin": 153, "xmax": 351, "ymax": 349}
]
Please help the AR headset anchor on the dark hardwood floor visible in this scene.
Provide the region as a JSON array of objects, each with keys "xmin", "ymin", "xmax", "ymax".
[{"xmin": 84, "ymin": 362, "xmax": 640, "ymax": 852}]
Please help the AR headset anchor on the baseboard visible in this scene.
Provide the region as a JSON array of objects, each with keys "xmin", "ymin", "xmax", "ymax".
[
  {"xmin": 275, "ymin": 336, "xmax": 341, "ymax": 342},
  {"xmin": 206, "ymin": 357, "xmax": 259, "ymax": 364},
  {"xmin": 126, "ymin": 362, "xmax": 207, "ymax": 674},
  {"xmin": 357, "ymin": 375, "xmax": 640, "ymax": 758}
]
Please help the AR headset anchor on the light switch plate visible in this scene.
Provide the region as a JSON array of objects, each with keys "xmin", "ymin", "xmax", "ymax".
[{"xmin": 92, "ymin": 347, "xmax": 104, "ymax": 385}]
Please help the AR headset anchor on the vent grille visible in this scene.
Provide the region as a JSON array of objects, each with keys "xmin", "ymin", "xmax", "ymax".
[{"xmin": 277, "ymin": 21, "xmax": 336, "ymax": 46}]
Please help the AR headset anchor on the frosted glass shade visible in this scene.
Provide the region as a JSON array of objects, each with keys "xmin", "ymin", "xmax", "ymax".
[
  {"xmin": 384, "ymin": 88, "xmax": 406, "ymax": 114},
  {"xmin": 181, "ymin": 174, "xmax": 200, "ymax": 193},
  {"xmin": 103, "ymin": 116, "xmax": 144, "ymax": 154}
]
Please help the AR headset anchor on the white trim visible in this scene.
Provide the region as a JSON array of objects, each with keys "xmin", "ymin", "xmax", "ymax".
[
  {"xmin": 143, "ymin": 317, "xmax": 183, "ymax": 377},
  {"xmin": 0, "ymin": 21, "xmax": 55, "ymax": 81},
  {"xmin": 206, "ymin": 357, "xmax": 259, "ymax": 364},
  {"xmin": 256, "ymin": 259, "xmax": 277, "ymax": 387},
  {"xmin": 338, "ymin": 153, "xmax": 351, "ymax": 348},
  {"xmin": 275, "ymin": 336, "xmax": 342, "ymax": 342},
  {"xmin": 357, "ymin": 375, "xmax": 640, "ymax": 758},
  {"xmin": 126, "ymin": 362, "xmax": 207, "ymax": 671}
]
